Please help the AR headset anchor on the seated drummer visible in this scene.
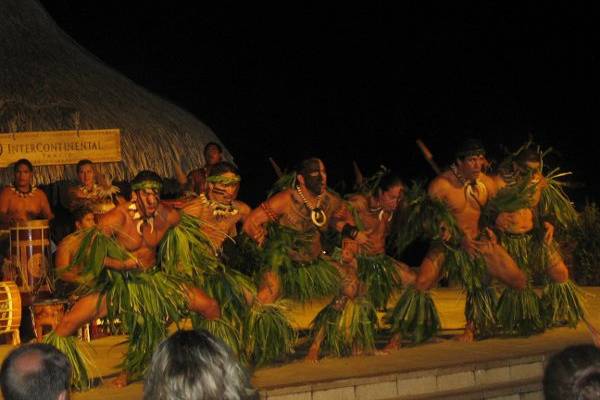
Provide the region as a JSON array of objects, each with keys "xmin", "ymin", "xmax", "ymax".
[
  {"xmin": 0, "ymin": 158, "xmax": 54, "ymax": 229},
  {"xmin": 54, "ymin": 206, "xmax": 95, "ymax": 299}
]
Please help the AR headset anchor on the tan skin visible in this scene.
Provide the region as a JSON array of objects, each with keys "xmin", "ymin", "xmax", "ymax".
[
  {"xmin": 54, "ymin": 187, "xmax": 219, "ymax": 387},
  {"xmin": 305, "ymin": 240, "xmax": 363, "ymax": 362},
  {"xmin": 305, "ymin": 185, "xmax": 412, "ymax": 362},
  {"xmin": 67, "ymin": 163, "xmax": 125, "ymax": 214},
  {"xmin": 67, "ymin": 164, "xmax": 95, "ymax": 207},
  {"xmin": 106, "ymin": 190, "xmax": 220, "ymax": 321},
  {"xmin": 182, "ymin": 172, "xmax": 251, "ymax": 249},
  {"xmin": 242, "ymin": 160, "xmax": 364, "ymax": 362},
  {"xmin": 182, "ymin": 172, "xmax": 253, "ymax": 305},
  {"xmin": 493, "ymin": 161, "xmax": 567, "ymax": 283},
  {"xmin": 345, "ymin": 184, "xmax": 416, "ymax": 285},
  {"xmin": 243, "ymin": 160, "xmax": 367, "ymax": 304},
  {"xmin": 0, "ymin": 164, "xmax": 54, "ymax": 228},
  {"xmin": 493, "ymin": 162, "xmax": 600, "ymax": 346},
  {"xmin": 385, "ymin": 154, "xmax": 528, "ymax": 350},
  {"xmin": 55, "ymin": 212, "xmax": 96, "ymax": 284}
]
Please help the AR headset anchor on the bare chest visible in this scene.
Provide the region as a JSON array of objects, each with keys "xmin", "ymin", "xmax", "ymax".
[
  {"xmin": 279, "ymin": 194, "xmax": 334, "ymax": 233},
  {"xmin": 197, "ymin": 206, "xmax": 241, "ymax": 248},
  {"xmin": 7, "ymin": 192, "xmax": 44, "ymax": 217},
  {"xmin": 443, "ymin": 184, "xmax": 488, "ymax": 215},
  {"xmin": 115, "ymin": 220, "xmax": 167, "ymax": 252},
  {"xmin": 359, "ymin": 208, "xmax": 390, "ymax": 236}
]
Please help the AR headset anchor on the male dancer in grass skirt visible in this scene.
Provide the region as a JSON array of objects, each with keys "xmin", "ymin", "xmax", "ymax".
[
  {"xmin": 385, "ymin": 139, "xmax": 529, "ymax": 349},
  {"xmin": 176, "ymin": 161, "xmax": 258, "ymax": 359},
  {"xmin": 346, "ymin": 172, "xmax": 416, "ymax": 311},
  {"xmin": 44, "ymin": 171, "xmax": 220, "ymax": 389},
  {"xmin": 243, "ymin": 157, "xmax": 373, "ymax": 364},
  {"xmin": 487, "ymin": 145, "xmax": 600, "ymax": 344}
]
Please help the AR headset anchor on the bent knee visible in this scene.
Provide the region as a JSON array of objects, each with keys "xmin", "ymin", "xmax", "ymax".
[
  {"xmin": 202, "ymin": 299, "xmax": 221, "ymax": 320},
  {"xmin": 548, "ymin": 263, "xmax": 569, "ymax": 283},
  {"xmin": 415, "ymin": 273, "xmax": 436, "ymax": 291},
  {"xmin": 511, "ymin": 271, "xmax": 527, "ymax": 290},
  {"xmin": 206, "ymin": 301, "xmax": 221, "ymax": 320},
  {"xmin": 402, "ymin": 269, "xmax": 417, "ymax": 286}
]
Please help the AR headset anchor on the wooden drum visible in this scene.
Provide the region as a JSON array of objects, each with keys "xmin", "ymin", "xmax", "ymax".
[
  {"xmin": 6, "ymin": 220, "xmax": 51, "ymax": 295},
  {"xmin": 30, "ymin": 299, "xmax": 67, "ymax": 340},
  {"xmin": 0, "ymin": 281, "xmax": 22, "ymax": 344}
]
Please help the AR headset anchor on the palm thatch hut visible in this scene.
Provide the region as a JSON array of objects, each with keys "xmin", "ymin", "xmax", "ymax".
[{"xmin": 0, "ymin": 0, "xmax": 230, "ymax": 185}]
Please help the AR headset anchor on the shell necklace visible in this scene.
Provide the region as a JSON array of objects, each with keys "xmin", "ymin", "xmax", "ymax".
[{"xmin": 296, "ymin": 185, "xmax": 327, "ymax": 227}]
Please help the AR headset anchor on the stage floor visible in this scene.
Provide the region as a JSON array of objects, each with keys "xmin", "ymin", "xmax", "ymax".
[{"xmin": 1, "ymin": 287, "xmax": 598, "ymax": 399}]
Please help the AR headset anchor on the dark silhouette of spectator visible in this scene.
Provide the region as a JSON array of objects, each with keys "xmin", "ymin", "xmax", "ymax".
[
  {"xmin": 0, "ymin": 343, "xmax": 71, "ymax": 400},
  {"xmin": 544, "ymin": 344, "xmax": 600, "ymax": 399},
  {"xmin": 144, "ymin": 329, "xmax": 257, "ymax": 400}
]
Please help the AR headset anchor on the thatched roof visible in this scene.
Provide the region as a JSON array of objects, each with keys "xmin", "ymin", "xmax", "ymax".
[{"xmin": 0, "ymin": 0, "xmax": 231, "ymax": 184}]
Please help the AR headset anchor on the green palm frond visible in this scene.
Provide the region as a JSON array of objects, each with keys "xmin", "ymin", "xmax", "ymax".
[
  {"xmin": 496, "ymin": 287, "xmax": 544, "ymax": 337},
  {"xmin": 391, "ymin": 181, "xmax": 461, "ymax": 257},
  {"xmin": 244, "ymin": 300, "xmax": 297, "ymax": 367},
  {"xmin": 539, "ymin": 168, "xmax": 579, "ymax": 231},
  {"xmin": 358, "ymin": 254, "xmax": 401, "ymax": 310},
  {"xmin": 385, "ymin": 287, "xmax": 440, "ymax": 344},
  {"xmin": 481, "ymin": 176, "xmax": 536, "ymax": 228},
  {"xmin": 43, "ymin": 331, "xmax": 95, "ymax": 391},
  {"xmin": 541, "ymin": 280, "xmax": 586, "ymax": 328},
  {"xmin": 312, "ymin": 297, "xmax": 378, "ymax": 357},
  {"xmin": 465, "ymin": 287, "xmax": 498, "ymax": 337},
  {"xmin": 262, "ymin": 224, "xmax": 340, "ymax": 301}
]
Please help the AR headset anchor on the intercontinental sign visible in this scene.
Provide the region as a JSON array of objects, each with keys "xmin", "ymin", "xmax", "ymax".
[{"xmin": 0, "ymin": 129, "xmax": 121, "ymax": 167}]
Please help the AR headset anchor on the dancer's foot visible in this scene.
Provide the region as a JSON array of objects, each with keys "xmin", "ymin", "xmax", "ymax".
[
  {"xmin": 383, "ymin": 334, "xmax": 402, "ymax": 352},
  {"xmin": 454, "ymin": 324, "xmax": 475, "ymax": 343},
  {"xmin": 110, "ymin": 372, "xmax": 128, "ymax": 388},
  {"xmin": 304, "ymin": 348, "xmax": 319, "ymax": 363}
]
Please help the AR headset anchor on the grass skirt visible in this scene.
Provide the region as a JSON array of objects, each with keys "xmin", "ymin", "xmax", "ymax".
[
  {"xmin": 496, "ymin": 287, "xmax": 544, "ymax": 336},
  {"xmin": 43, "ymin": 331, "xmax": 94, "ymax": 390},
  {"xmin": 243, "ymin": 300, "xmax": 297, "ymax": 367},
  {"xmin": 357, "ymin": 254, "xmax": 401, "ymax": 310},
  {"xmin": 385, "ymin": 287, "xmax": 440, "ymax": 344},
  {"xmin": 541, "ymin": 280, "xmax": 585, "ymax": 328},
  {"xmin": 310, "ymin": 296, "xmax": 377, "ymax": 357},
  {"xmin": 465, "ymin": 286, "xmax": 498, "ymax": 337}
]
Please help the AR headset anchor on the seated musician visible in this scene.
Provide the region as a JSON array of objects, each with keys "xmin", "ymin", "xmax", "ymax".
[
  {"xmin": 67, "ymin": 159, "xmax": 122, "ymax": 217},
  {"xmin": 175, "ymin": 142, "xmax": 224, "ymax": 196},
  {"xmin": 0, "ymin": 159, "xmax": 54, "ymax": 229}
]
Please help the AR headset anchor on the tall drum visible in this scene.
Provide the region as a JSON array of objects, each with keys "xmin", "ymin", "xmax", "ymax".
[
  {"xmin": 6, "ymin": 220, "xmax": 52, "ymax": 297},
  {"xmin": 0, "ymin": 281, "xmax": 22, "ymax": 344}
]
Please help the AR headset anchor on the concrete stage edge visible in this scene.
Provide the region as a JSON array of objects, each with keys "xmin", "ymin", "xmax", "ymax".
[{"xmin": 1, "ymin": 287, "xmax": 598, "ymax": 400}]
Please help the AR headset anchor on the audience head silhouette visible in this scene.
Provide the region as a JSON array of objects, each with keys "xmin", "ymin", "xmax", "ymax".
[
  {"xmin": 0, "ymin": 343, "xmax": 71, "ymax": 400},
  {"xmin": 144, "ymin": 329, "xmax": 257, "ymax": 400}
]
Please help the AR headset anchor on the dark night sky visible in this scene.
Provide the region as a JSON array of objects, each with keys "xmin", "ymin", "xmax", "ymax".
[{"xmin": 37, "ymin": 2, "xmax": 599, "ymax": 206}]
